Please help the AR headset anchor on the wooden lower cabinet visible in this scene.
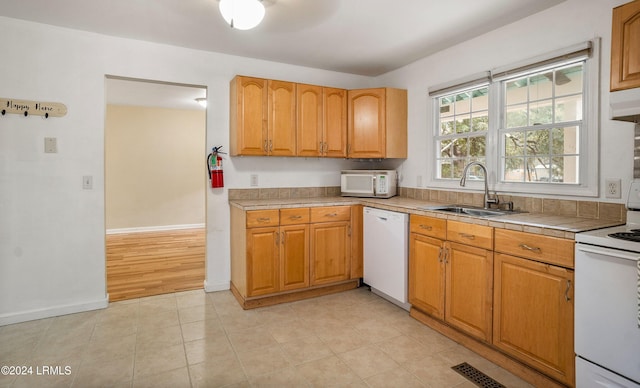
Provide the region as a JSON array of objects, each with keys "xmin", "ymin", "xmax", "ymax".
[
  {"xmin": 409, "ymin": 215, "xmax": 493, "ymax": 342},
  {"xmin": 246, "ymin": 226, "xmax": 280, "ymax": 297},
  {"xmin": 445, "ymin": 242, "xmax": 493, "ymax": 342},
  {"xmin": 231, "ymin": 205, "xmax": 357, "ymax": 309},
  {"xmin": 409, "ymin": 233, "xmax": 445, "ymax": 319},
  {"xmin": 310, "ymin": 221, "xmax": 351, "ymax": 285},
  {"xmin": 493, "ymin": 252, "xmax": 575, "ymax": 386},
  {"xmin": 279, "ymin": 224, "xmax": 309, "ymax": 291}
]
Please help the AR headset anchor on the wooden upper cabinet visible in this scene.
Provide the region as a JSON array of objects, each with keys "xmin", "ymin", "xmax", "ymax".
[
  {"xmin": 297, "ymin": 83, "xmax": 323, "ymax": 157},
  {"xmin": 267, "ymin": 80, "xmax": 297, "ymax": 156},
  {"xmin": 611, "ymin": 0, "xmax": 640, "ymax": 91},
  {"xmin": 323, "ymin": 87, "xmax": 348, "ymax": 157},
  {"xmin": 297, "ymin": 85, "xmax": 348, "ymax": 158},
  {"xmin": 230, "ymin": 76, "xmax": 268, "ymax": 156},
  {"xmin": 347, "ymin": 88, "xmax": 407, "ymax": 158}
]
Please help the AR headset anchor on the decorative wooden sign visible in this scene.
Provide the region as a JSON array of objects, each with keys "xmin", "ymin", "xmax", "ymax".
[{"xmin": 1, "ymin": 98, "xmax": 67, "ymax": 118}]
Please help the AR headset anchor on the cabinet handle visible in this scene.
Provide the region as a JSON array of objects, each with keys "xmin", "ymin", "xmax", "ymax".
[
  {"xmin": 437, "ymin": 247, "xmax": 444, "ymax": 263},
  {"xmin": 326, "ymin": 213, "xmax": 338, "ymax": 217},
  {"xmin": 444, "ymin": 248, "xmax": 449, "ymax": 264},
  {"xmin": 419, "ymin": 224, "xmax": 433, "ymax": 230},
  {"xmin": 323, "ymin": 142, "xmax": 328, "ymax": 154},
  {"xmin": 281, "ymin": 231, "xmax": 285, "ymax": 245},
  {"xmin": 519, "ymin": 243, "xmax": 541, "ymax": 253},
  {"xmin": 256, "ymin": 217, "xmax": 271, "ymax": 222},
  {"xmin": 275, "ymin": 231, "xmax": 280, "ymax": 245},
  {"xmin": 289, "ymin": 215, "xmax": 302, "ymax": 220},
  {"xmin": 459, "ymin": 233, "xmax": 475, "ymax": 240},
  {"xmin": 319, "ymin": 141, "xmax": 324, "ymax": 154},
  {"xmin": 564, "ymin": 279, "xmax": 572, "ymax": 302},
  {"xmin": 269, "ymin": 140, "xmax": 273, "ymax": 151},
  {"xmin": 264, "ymin": 140, "xmax": 268, "ymax": 152}
]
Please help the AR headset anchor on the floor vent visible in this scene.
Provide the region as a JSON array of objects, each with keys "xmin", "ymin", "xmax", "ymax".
[{"xmin": 451, "ymin": 362, "xmax": 505, "ymax": 388}]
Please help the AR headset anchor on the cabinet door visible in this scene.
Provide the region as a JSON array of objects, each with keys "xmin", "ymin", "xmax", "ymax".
[
  {"xmin": 445, "ymin": 242, "xmax": 493, "ymax": 342},
  {"xmin": 310, "ymin": 221, "xmax": 351, "ymax": 285},
  {"xmin": 246, "ymin": 227, "xmax": 279, "ymax": 296},
  {"xmin": 231, "ymin": 76, "xmax": 268, "ymax": 156},
  {"xmin": 409, "ymin": 233, "xmax": 445, "ymax": 319},
  {"xmin": 347, "ymin": 88, "xmax": 386, "ymax": 158},
  {"xmin": 493, "ymin": 253, "xmax": 574, "ymax": 385},
  {"xmin": 297, "ymin": 83, "xmax": 323, "ymax": 157},
  {"xmin": 323, "ymin": 87, "xmax": 347, "ymax": 157},
  {"xmin": 611, "ymin": 0, "xmax": 640, "ymax": 91},
  {"xmin": 267, "ymin": 80, "xmax": 296, "ymax": 156},
  {"xmin": 280, "ymin": 224, "xmax": 309, "ymax": 291}
]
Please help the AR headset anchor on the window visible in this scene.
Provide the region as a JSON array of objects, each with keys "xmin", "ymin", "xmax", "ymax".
[
  {"xmin": 501, "ymin": 63, "xmax": 583, "ymax": 184},
  {"xmin": 436, "ymin": 86, "xmax": 489, "ymax": 180},
  {"xmin": 430, "ymin": 41, "xmax": 598, "ymax": 196}
]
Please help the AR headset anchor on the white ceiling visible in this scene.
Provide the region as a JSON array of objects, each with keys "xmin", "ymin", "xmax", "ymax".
[{"xmin": 0, "ymin": 0, "xmax": 566, "ymax": 108}]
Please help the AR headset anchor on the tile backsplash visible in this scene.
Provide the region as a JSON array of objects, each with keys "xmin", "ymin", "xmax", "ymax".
[{"xmin": 229, "ymin": 186, "xmax": 625, "ymax": 222}]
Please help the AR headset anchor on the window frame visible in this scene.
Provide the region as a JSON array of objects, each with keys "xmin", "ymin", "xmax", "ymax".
[{"xmin": 428, "ymin": 40, "xmax": 600, "ymax": 197}]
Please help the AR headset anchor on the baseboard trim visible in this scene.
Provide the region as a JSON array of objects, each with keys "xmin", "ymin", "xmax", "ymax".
[
  {"xmin": 0, "ymin": 296, "xmax": 109, "ymax": 326},
  {"xmin": 106, "ymin": 223, "xmax": 205, "ymax": 235},
  {"xmin": 204, "ymin": 280, "xmax": 230, "ymax": 293}
]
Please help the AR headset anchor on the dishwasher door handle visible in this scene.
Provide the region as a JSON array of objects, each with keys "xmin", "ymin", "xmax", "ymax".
[{"xmin": 377, "ymin": 216, "xmax": 388, "ymax": 221}]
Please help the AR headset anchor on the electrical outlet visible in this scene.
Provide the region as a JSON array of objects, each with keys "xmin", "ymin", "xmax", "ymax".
[
  {"xmin": 250, "ymin": 174, "xmax": 258, "ymax": 187},
  {"xmin": 605, "ymin": 179, "xmax": 621, "ymax": 199}
]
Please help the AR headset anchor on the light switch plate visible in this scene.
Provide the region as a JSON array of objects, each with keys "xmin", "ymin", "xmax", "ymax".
[
  {"xmin": 83, "ymin": 175, "xmax": 93, "ymax": 190},
  {"xmin": 44, "ymin": 137, "xmax": 57, "ymax": 153}
]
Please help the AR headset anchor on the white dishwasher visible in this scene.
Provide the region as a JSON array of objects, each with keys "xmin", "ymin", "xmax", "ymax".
[{"xmin": 363, "ymin": 207, "xmax": 410, "ymax": 310}]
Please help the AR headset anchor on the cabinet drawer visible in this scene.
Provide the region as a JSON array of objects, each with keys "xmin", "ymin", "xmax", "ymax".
[
  {"xmin": 246, "ymin": 209, "xmax": 280, "ymax": 228},
  {"xmin": 410, "ymin": 215, "xmax": 446, "ymax": 239},
  {"xmin": 447, "ymin": 220, "xmax": 493, "ymax": 250},
  {"xmin": 280, "ymin": 208, "xmax": 310, "ymax": 225},
  {"xmin": 310, "ymin": 206, "xmax": 351, "ymax": 222},
  {"xmin": 494, "ymin": 229, "xmax": 574, "ymax": 268}
]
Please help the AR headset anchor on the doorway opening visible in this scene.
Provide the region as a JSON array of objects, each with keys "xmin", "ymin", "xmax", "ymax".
[{"xmin": 104, "ymin": 76, "xmax": 207, "ymax": 301}]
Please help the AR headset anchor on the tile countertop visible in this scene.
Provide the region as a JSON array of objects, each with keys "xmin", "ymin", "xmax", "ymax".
[{"xmin": 229, "ymin": 196, "xmax": 624, "ymax": 239}]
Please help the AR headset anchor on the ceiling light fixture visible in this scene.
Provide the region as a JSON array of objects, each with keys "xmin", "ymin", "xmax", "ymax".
[
  {"xmin": 219, "ymin": 0, "xmax": 265, "ymax": 30},
  {"xmin": 195, "ymin": 97, "xmax": 207, "ymax": 108}
]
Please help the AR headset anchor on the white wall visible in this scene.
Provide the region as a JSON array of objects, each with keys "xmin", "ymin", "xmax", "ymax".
[
  {"xmin": 376, "ymin": 0, "xmax": 637, "ymax": 201},
  {"xmin": 0, "ymin": 16, "xmax": 371, "ymax": 325},
  {"xmin": 1, "ymin": 0, "xmax": 636, "ymax": 324},
  {"xmin": 105, "ymin": 105, "xmax": 206, "ymax": 231}
]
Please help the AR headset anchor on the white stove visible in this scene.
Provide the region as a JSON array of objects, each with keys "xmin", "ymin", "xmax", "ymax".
[
  {"xmin": 575, "ymin": 210, "xmax": 640, "ymax": 252},
  {"xmin": 574, "ymin": 181, "xmax": 640, "ymax": 387}
]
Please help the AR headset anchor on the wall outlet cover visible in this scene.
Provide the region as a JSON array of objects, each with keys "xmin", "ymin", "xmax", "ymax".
[{"xmin": 605, "ymin": 179, "xmax": 621, "ymax": 199}]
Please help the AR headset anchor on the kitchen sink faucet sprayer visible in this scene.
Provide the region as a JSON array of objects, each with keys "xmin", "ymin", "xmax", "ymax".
[{"xmin": 460, "ymin": 162, "xmax": 499, "ymax": 210}]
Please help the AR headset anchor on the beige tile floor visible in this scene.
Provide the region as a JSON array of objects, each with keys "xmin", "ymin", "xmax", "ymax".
[{"xmin": 0, "ymin": 288, "xmax": 533, "ymax": 388}]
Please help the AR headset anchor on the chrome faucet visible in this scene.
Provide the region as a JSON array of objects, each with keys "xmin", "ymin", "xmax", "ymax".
[{"xmin": 460, "ymin": 162, "xmax": 499, "ymax": 209}]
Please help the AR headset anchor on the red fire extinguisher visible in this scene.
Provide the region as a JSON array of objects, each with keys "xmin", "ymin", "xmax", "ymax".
[{"xmin": 207, "ymin": 146, "xmax": 225, "ymax": 188}]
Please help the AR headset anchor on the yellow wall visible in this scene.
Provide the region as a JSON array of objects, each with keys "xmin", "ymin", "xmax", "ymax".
[{"xmin": 105, "ymin": 105, "xmax": 206, "ymax": 230}]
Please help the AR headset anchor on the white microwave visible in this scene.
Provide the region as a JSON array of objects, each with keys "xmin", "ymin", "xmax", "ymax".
[{"xmin": 340, "ymin": 170, "xmax": 397, "ymax": 198}]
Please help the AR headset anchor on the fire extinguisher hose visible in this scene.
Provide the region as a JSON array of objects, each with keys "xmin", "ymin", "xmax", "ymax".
[{"xmin": 206, "ymin": 152, "xmax": 213, "ymax": 180}]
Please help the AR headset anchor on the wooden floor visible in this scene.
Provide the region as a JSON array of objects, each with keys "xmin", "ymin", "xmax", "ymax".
[{"xmin": 106, "ymin": 228, "xmax": 205, "ymax": 301}]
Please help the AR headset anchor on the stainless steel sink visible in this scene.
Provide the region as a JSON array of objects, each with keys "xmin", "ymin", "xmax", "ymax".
[{"xmin": 421, "ymin": 205, "xmax": 521, "ymax": 217}]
